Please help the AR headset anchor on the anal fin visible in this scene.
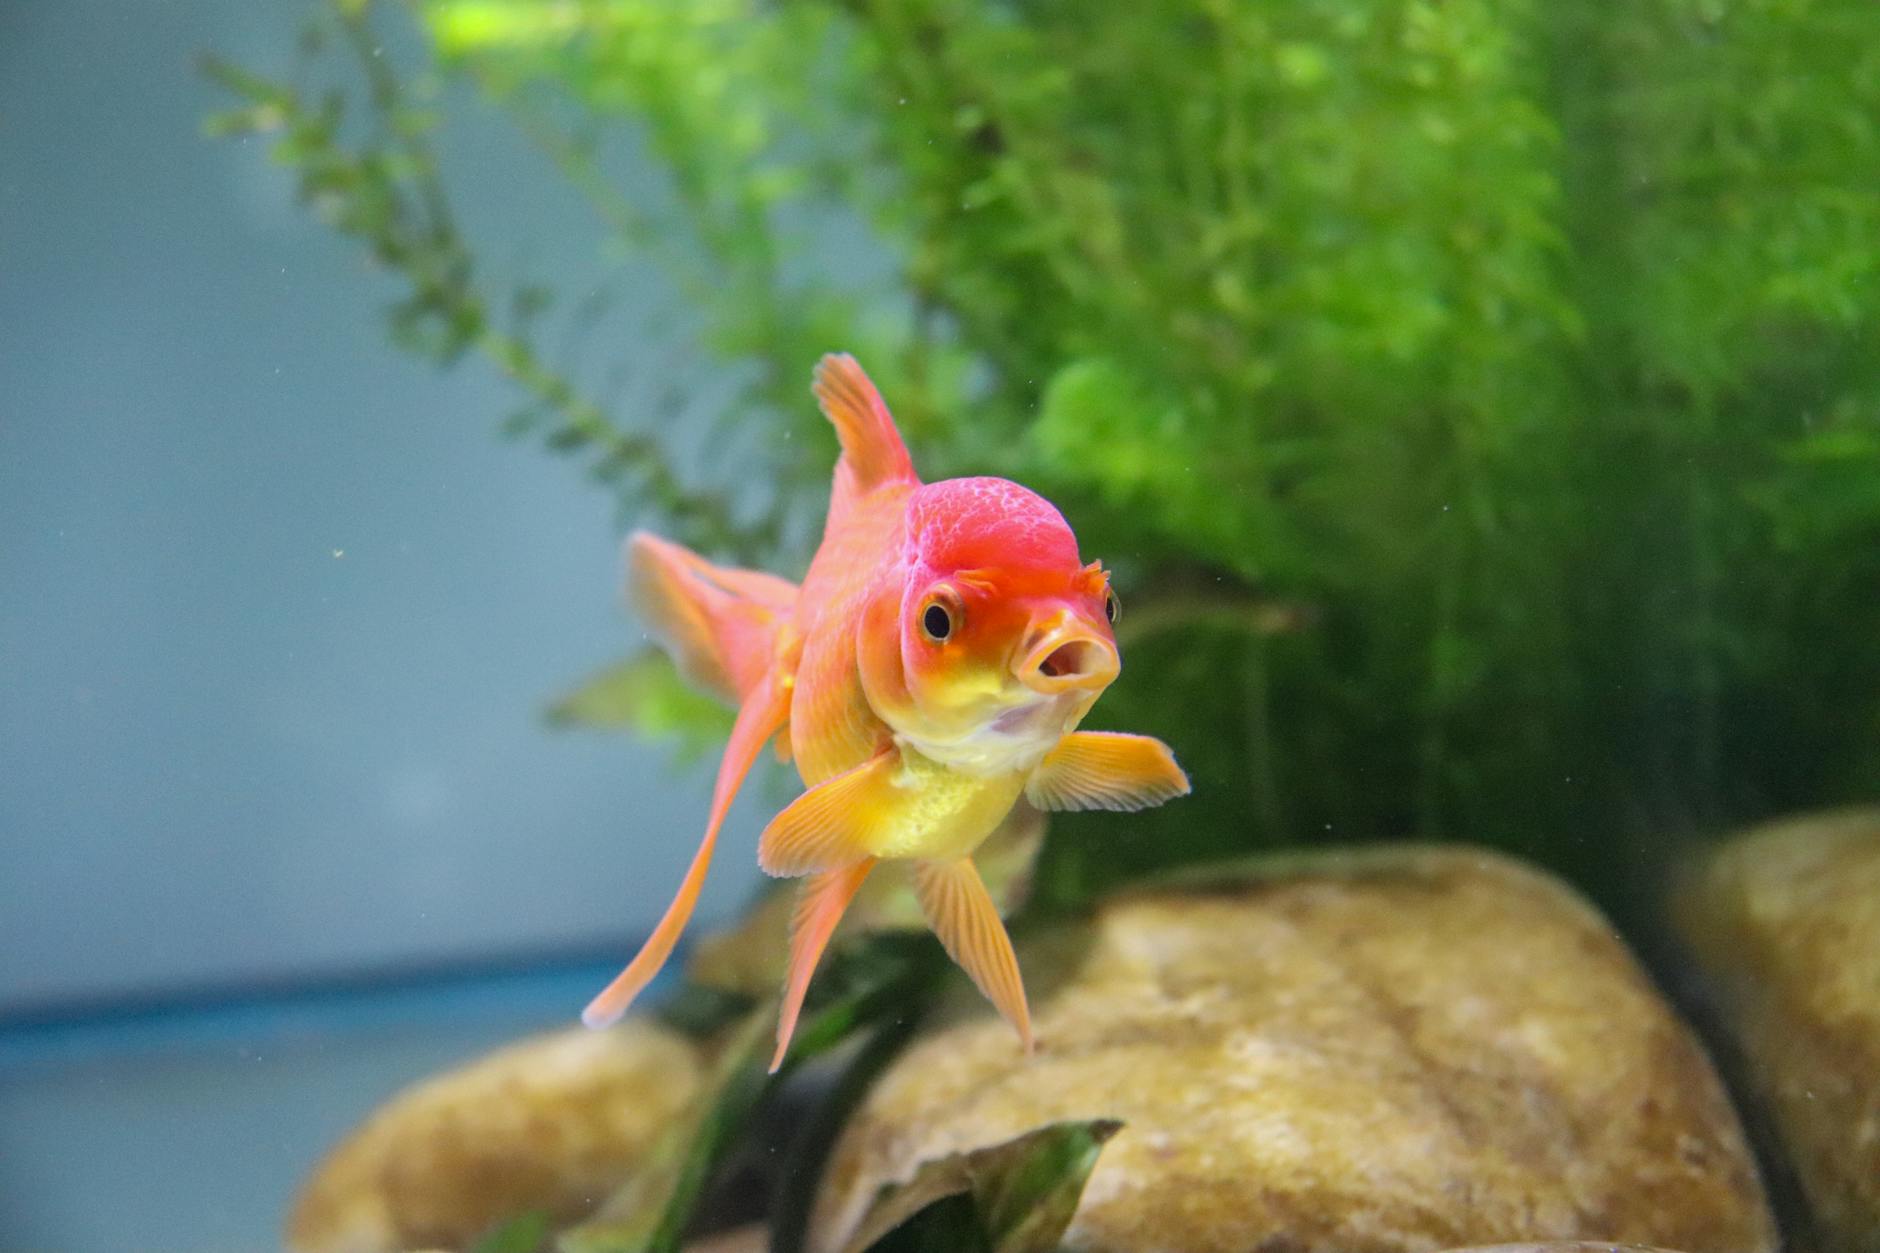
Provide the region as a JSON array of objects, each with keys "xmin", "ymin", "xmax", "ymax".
[
  {"xmin": 914, "ymin": 858, "xmax": 1033, "ymax": 1053},
  {"xmin": 1025, "ymin": 731, "xmax": 1190, "ymax": 813}
]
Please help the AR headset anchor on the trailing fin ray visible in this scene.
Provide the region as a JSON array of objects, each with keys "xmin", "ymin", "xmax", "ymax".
[{"xmin": 581, "ymin": 671, "xmax": 790, "ymax": 1030}]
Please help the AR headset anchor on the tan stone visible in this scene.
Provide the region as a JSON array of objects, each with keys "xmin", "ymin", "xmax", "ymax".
[
  {"xmin": 287, "ymin": 1021, "xmax": 706, "ymax": 1253},
  {"xmin": 1437, "ymin": 1247, "xmax": 1690, "ymax": 1252},
  {"xmin": 811, "ymin": 846, "xmax": 1774, "ymax": 1253},
  {"xmin": 685, "ymin": 1225, "xmax": 769, "ymax": 1253},
  {"xmin": 1678, "ymin": 808, "xmax": 1880, "ymax": 1252}
]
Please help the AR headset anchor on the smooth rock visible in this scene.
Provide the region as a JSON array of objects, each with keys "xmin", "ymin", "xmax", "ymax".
[
  {"xmin": 686, "ymin": 1226, "xmax": 769, "ymax": 1253},
  {"xmin": 1678, "ymin": 808, "xmax": 1880, "ymax": 1252},
  {"xmin": 287, "ymin": 1021, "xmax": 706, "ymax": 1253},
  {"xmin": 1436, "ymin": 1246, "xmax": 1691, "ymax": 1252},
  {"xmin": 811, "ymin": 846, "xmax": 1774, "ymax": 1253}
]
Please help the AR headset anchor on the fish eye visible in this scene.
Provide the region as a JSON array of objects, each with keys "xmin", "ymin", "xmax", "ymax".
[
  {"xmin": 921, "ymin": 601, "xmax": 955, "ymax": 643},
  {"xmin": 1104, "ymin": 588, "xmax": 1121, "ymax": 625}
]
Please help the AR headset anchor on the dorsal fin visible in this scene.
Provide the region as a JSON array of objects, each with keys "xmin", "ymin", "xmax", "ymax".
[{"xmin": 813, "ymin": 354, "xmax": 917, "ymax": 508}]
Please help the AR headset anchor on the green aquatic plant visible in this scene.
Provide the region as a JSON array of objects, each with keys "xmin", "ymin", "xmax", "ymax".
[
  {"xmin": 205, "ymin": 0, "xmax": 1880, "ymax": 899},
  {"xmin": 209, "ymin": 1, "xmax": 1880, "ymax": 1241},
  {"xmin": 206, "ymin": 0, "xmax": 1880, "ymax": 904}
]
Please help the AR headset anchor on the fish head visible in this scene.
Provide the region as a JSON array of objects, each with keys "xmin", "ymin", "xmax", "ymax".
[{"xmin": 862, "ymin": 477, "xmax": 1121, "ymax": 773}]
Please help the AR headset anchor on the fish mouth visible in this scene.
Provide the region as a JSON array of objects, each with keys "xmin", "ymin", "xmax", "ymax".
[{"xmin": 1014, "ymin": 617, "xmax": 1119, "ymax": 695}]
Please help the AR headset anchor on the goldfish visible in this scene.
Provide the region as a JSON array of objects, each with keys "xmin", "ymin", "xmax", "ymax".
[{"xmin": 582, "ymin": 354, "xmax": 1189, "ymax": 1071}]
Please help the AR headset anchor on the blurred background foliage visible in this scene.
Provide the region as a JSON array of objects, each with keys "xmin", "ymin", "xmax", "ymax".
[{"xmin": 209, "ymin": 0, "xmax": 1880, "ymax": 913}]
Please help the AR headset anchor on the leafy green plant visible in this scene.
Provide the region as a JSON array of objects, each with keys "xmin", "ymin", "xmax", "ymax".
[{"xmin": 208, "ymin": 0, "xmax": 1880, "ymax": 907}]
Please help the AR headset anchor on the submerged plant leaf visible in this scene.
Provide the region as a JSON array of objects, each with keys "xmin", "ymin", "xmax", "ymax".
[
  {"xmin": 838, "ymin": 1119, "xmax": 1123, "ymax": 1253},
  {"xmin": 546, "ymin": 650, "xmax": 736, "ymax": 759},
  {"xmin": 562, "ymin": 933, "xmax": 942, "ymax": 1253},
  {"xmin": 766, "ymin": 1005, "xmax": 929, "ymax": 1253}
]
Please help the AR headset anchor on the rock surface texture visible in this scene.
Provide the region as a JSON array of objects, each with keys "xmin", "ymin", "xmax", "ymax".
[
  {"xmin": 811, "ymin": 846, "xmax": 1775, "ymax": 1253},
  {"xmin": 1679, "ymin": 809, "xmax": 1880, "ymax": 1253},
  {"xmin": 287, "ymin": 1021, "xmax": 705, "ymax": 1253}
]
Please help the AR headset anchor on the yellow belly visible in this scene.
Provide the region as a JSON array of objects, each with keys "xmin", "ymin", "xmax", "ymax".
[{"xmin": 868, "ymin": 747, "xmax": 1027, "ymax": 863}]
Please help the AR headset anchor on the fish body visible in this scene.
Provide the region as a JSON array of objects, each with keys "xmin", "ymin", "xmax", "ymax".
[{"xmin": 583, "ymin": 355, "xmax": 1189, "ymax": 1070}]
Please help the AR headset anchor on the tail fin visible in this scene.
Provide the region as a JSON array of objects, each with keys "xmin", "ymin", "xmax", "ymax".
[
  {"xmin": 628, "ymin": 531, "xmax": 797, "ymax": 705},
  {"xmin": 581, "ymin": 533, "xmax": 797, "ymax": 1031},
  {"xmin": 582, "ymin": 670, "xmax": 791, "ymax": 1029},
  {"xmin": 813, "ymin": 355, "xmax": 917, "ymax": 525}
]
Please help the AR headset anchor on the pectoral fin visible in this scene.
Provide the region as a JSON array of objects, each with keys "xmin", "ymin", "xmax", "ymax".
[
  {"xmin": 769, "ymin": 859, "xmax": 875, "ymax": 1073},
  {"xmin": 914, "ymin": 858, "xmax": 1033, "ymax": 1053},
  {"xmin": 1025, "ymin": 731, "xmax": 1190, "ymax": 813},
  {"xmin": 757, "ymin": 749, "xmax": 898, "ymax": 877}
]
